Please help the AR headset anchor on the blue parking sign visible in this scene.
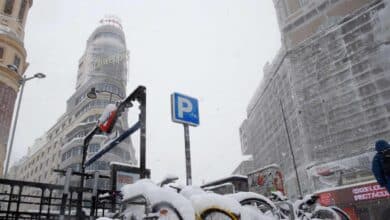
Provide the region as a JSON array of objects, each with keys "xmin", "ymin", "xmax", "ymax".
[{"xmin": 171, "ymin": 93, "xmax": 199, "ymax": 126}]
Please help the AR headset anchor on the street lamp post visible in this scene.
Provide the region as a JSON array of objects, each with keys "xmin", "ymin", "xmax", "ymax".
[
  {"xmin": 279, "ymin": 98, "xmax": 303, "ymax": 199},
  {"xmin": 81, "ymin": 86, "xmax": 146, "ymax": 217},
  {"xmin": 3, "ymin": 67, "xmax": 46, "ymax": 178},
  {"xmin": 87, "ymin": 87, "xmax": 122, "ymax": 102}
]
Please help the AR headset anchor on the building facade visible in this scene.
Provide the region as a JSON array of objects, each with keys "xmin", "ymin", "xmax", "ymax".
[
  {"xmin": 239, "ymin": 0, "xmax": 390, "ymax": 200},
  {"xmin": 8, "ymin": 17, "xmax": 136, "ymax": 190},
  {"xmin": 0, "ymin": 0, "xmax": 33, "ymax": 177}
]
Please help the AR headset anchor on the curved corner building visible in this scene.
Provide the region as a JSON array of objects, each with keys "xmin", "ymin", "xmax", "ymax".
[
  {"xmin": 60, "ymin": 17, "xmax": 136, "ymax": 188},
  {"xmin": 7, "ymin": 17, "xmax": 136, "ymax": 191},
  {"xmin": 0, "ymin": 0, "xmax": 33, "ymax": 177}
]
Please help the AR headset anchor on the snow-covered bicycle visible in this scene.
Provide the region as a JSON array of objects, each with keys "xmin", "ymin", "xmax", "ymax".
[
  {"xmin": 116, "ymin": 179, "xmax": 195, "ymax": 220},
  {"xmin": 294, "ymin": 195, "xmax": 344, "ymax": 220}
]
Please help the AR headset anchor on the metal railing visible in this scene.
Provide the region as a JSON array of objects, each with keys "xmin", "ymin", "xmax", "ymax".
[{"xmin": 0, "ymin": 170, "xmax": 119, "ymax": 220}]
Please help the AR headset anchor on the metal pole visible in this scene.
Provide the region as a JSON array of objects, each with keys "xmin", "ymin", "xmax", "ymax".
[
  {"xmin": 77, "ymin": 142, "xmax": 89, "ymax": 219},
  {"xmin": 279, "ymin": 99, "xmax": 303, "ymax": 198},
  {"xmin": 60, "ymin": 168, "xmax": 72, "ymax": 220},
  {"xmin": 183, "ymin": 124, "xmax": 192, "ymax": 185},
  {"xmin": 111, "ymin": 166, "xmax": 117, "ymax": 213},
  {"xmin": 139, "ymin": 88, "xmax": 146, "ymax": 178},
  {"xmin": 90, "ymin": 171, "xmax": 99, "ymax": 220},
  {"xmin": 4, "ymin": 76, "xmax": 26, "ymax": 178}
]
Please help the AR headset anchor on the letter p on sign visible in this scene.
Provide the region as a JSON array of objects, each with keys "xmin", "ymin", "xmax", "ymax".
[{"xmin": 171, "ymin": 93, "xmax": 199, "ymax": 126}]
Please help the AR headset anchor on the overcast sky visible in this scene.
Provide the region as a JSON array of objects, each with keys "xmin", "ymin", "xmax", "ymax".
[{"xmin": 12, "ymin": 0, "xmax": 281, "ymax": 185}]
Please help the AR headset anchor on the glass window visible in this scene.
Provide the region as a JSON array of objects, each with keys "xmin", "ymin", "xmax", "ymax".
[
  {"xmin": 18, "ymin": 0, "xmax": 27, "ymax": 21},
  {"xmin": 299, "ymin": 0, "xmax": 310, "ymax": 7},
  {"xmin": 93, "ymin": 31, "xmax": 125, "ymax": 44},
  {"xmin": 72, "ymin": 146, "xmax": 82, "ymax": 156},
  {"xmin": 4, "ymin": 0, "xmax": 14, "ymax": 15},
  {"xmin": 89, "ymin": 144, "xmax": 100, "ymax": 153},
  {"xmin": 14, "ymin": 55, "xmax": 21, "ymax": 68}
]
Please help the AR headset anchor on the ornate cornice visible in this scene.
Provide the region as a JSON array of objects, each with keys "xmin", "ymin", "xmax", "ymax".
[{"xmin": 0, "ymin": 33, "xmax": 27, "ymax": 57}]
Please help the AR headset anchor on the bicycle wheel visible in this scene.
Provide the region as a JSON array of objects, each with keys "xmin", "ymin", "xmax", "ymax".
[
  {"xmin": 152, "ymin": 201, "xmax": 184, "ymax": 220},
  {"xmin": 311, "ymin": 206, "xmax": 341, "ymax": 220},
  {"xmin": 201, "ymin": 208, "xmax": 237, "ymax": 220}
]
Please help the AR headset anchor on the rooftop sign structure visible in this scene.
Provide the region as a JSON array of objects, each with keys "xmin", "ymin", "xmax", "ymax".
[{"xmin": 99, "ymin": 15, "xmax": 123, "ymax": 30}]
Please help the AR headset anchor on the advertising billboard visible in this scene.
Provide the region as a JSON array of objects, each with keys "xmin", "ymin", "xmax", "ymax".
[{"xmin": 247, "ymin": 164, "xmax": 285, "ymax": 196}]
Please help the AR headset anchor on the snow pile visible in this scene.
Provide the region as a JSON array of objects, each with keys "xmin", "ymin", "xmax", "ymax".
[
  {"xmin": 121, "ymin": 179, "xmax": 195, "ymax": 220},
  {"xmin": 241, "ymin": 206, "xmax": 275, "ymax": 220},
  {"xmin": 307, "ymin": 152, "xmax": 374, "ymax": 188},
  {"xmin": 270, "ymin": 191, "xmax": 287, "ymax": 201},
  {"xmin": 228, "ymin": 192, "xmax": 279, "ymax": 219},
  {"xmin": 161, "ymin": 173, "xmax": 179, "ymax": 181},
  {"xmin": 99, "ymin": 104, "xmax": 117, "ymax": 123},
  {"xmin": 227, "ymin": 192, "xmax": 277, "ymax": 211},
  {"xmin": 293, "ymin": 194, "xmax": 315, "ymax": 211},
  {"xmin": 189, "ymin": 193, "xmax": 242, "ymax": 217},
  {"xmin": 180, "ymin": 186, "xmax": 241, "ymax": 216},
  {"xmin": 180, "ymin": 185, "xmax": 206, "ymax": 199},
  {"xmin": 203, "ymin": 182, "xmax": 235, "ymax": 192},
  {"xmin": 158, "ymin": 174, "xmax": 179, "ymax": 186},
  {"xmin": 109, "ymin": 161, "xmax": 134, "ymax": 168}
]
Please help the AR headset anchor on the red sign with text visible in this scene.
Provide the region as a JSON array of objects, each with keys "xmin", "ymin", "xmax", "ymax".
[{"xmin": 318, "ymin": 181, "xmax": 390, "ymax": 206}]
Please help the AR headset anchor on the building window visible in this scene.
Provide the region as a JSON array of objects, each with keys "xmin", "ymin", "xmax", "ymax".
[
  {"xmin": 4, "ymin": 0, "xmax": 14, "ymax": 15},
  {"xmin": 18, "ymin": 0, "xmax": 26, "ymax": 21},
  {"xmin": 89, "ymin": 144, "xmax": 100, "ymax": 153},
  {"xmin": 0, "ymin": 47, "xmax": 4, "ymax": 59},
  {"xmin": 299, "ymin": 0, "xmax": 310, "ymax": 7},
  {"xmin": 14, "ymin": 55, "xmax": 21, "ymax": 68}
]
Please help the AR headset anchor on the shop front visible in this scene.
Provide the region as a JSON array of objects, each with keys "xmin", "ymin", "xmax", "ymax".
[{"xmin": 316, "ymin": 180, "xmax": 390, "ymax": 220}]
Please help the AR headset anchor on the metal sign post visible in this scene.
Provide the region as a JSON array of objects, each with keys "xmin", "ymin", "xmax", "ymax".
[
  {"xmin": 183, "ymin": 124, "xmax": 192, "ymax": 185},
  {"xmin": 171, "ymin": 92, "xmax": 199, "ymax": 185}
]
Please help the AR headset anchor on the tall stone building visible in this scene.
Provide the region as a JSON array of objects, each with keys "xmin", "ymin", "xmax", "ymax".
[
  {"xmin": 9, "ymin": 17, "xmax": 136, "ymax": 189},
  {"xmin": 239, "ymin": 0, "xmax": 390, "ymax": 199},
  {"xmin": 0, "ymin": 0, "xmax": 33, "ymax": 177}
]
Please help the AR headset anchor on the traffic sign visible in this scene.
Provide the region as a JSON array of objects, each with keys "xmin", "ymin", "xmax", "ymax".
[{"xmin": 171, "ymin": 92, "xmax": 200, "ymax": 126}]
